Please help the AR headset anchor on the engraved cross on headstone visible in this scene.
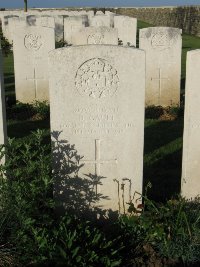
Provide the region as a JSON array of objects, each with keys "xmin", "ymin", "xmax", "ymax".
[
  {"xmin": 151, "ymin": 68, "xmax": 170, "ymax": 103},
  {"xmin": 80, "ymin": 139, "xmax": 118, "ymax": 194},
  {"xmin": 26, "ymin": 68, "xmax": 45, "ymax": 99}
]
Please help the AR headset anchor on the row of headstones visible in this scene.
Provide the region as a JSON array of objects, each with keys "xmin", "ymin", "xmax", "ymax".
[
  {"xmin": 0, "ymin": 11, "xmax": 136, "ymax": 46},
  {"xmin": 0, "ymin": 40, "xmax": 199, "ymax": 212},
  {"xmin": 4, "ymin": 13, "xmax": 182, "ymax": 107}
]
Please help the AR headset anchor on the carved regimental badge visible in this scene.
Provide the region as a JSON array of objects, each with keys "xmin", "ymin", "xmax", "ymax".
[
  {"xmin": 75, "ymin": 58, "xmax": 119, "ymax": 98},
  {"xmin": 151, "ymin": 31, "xmax": 172, "ymax": 51},
  {"xmin": 87, "ymin": 33, "xmax": 104, "ymax": 44},
  {"xmin": 24, "ymin": 34, "xmax": 43, "ymax": 51}
]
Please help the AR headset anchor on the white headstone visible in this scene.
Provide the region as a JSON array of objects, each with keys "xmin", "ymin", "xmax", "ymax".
[
  {"xmin": 54, "ymin": 15, "xmax": 64, "ymax": 42},
  {"xmin": 90, "ymin": 15, "xmax": 111, "ymax": 27},
  {"xmin": 114, "ymin": 16, "xmax": 137, "ymax": 46},
  {"xmin": 36, "ymin": 16, "xmax": 55, "ymax": 28},
  {"xmin": 72, "ymin": 27, "xmax": 118, "ymax": 45},
  {"xmin": 49, "ymin": 45, "xmax": 145, "ymax": 212},
  {"xmin": 26, "ymin": 15, "xmax": 37, "ymax": 26},
  {"xmin": 182, "ymin": 50, "xmax": 200, "ymax": 199},
  {"xmin": 105, "ymin": 11, "xmax": 115, "ymax": 27},
  {"xmin": 12, "ymin": 22, "xmax": 55, "ymax": 103},
  {"xmin": 64, "ymin": 16, "xmax": 87, "ymax": 45},
  {"xmin": 139, "ymin": 27, "xmax": 182, "ymax": 107},
  {"xmin": 96, "ymin": 11, "xmax": 104, "ymax": 15},
  {"xmin": 0, "ymin": 41, "xmax": 7, "ymax": 150},
  {"xmin": 2, "ymin": 15, "xmax": 19, "ymax": 43}
]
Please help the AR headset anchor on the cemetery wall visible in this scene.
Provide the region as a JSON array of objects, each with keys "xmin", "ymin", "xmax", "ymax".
[{"xmin": 110, "ymin": 6, "xmax": 200, "ymax": 37}]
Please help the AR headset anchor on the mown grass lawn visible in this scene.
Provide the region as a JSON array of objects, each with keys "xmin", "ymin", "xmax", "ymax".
[{"xmin": 2, "ymin": 21, "xmax": 200, "ymax": 201}]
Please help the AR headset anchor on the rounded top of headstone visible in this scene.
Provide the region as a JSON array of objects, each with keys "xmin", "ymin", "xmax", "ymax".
[{"xmin": 140, "ymin": 27, "xmax": 182, "ymax": 50}]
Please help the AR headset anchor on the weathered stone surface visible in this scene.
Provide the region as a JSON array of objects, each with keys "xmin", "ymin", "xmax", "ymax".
[
  {"xmin": 90, "ymin": 15, "xmax": 111, "ymax": 27},
  {"xmin": 114, "ymin": 15, "xmax": 137, "ymax": 46},
  {"xmin": 182, "ymin": 50, "xmax": 200, "ymax": 199},
  {"xmin": 12, "ymin": 22, "xmax": 55, "ymax": 103},
  {"xmin": 0, "ymin": 41, "xmax": 7, "ymax": 149},
  {"xmin": 96, "ymin": 11, "xmax": 104, "ymax": 15},
  {"xmin": 36, "ymin": 16, "xmax": 55, "ymax": 28},
  {"xmin": 54, "ymin": 15, "xmax": 64, "ymax": 42},
  {"xmin": 64, "ymin": 16, "xmax": 87, "ymax": 44},
  {"xmin": 105, "ymin": 11, "xmax": 115, "ymax": 27},
  {"xmin": 72, "ymin": 27, "xmax": 118, "ymax": 45},
  {"xmin": 139, "ymin": 27, "xmax": 182, "ymax": 107},
  {"xmin": 26, "ymin": 15, "xmax": 37, "ymax": 26},
  {"xmin": 1, "ymin": 15, "xmax": 19, "ymax": 43},
  {"xmin": 49, "ymin": 45, "xmax": 145, "ymax": 212}
]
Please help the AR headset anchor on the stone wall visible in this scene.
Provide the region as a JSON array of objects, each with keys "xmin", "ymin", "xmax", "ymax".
[{"xmin": 109, "ymin": 6, "xmax": 200, "ymax": 37}]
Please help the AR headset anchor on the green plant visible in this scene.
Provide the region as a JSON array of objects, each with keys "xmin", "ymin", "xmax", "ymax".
[
  {"xmin": 155, "ymin": 197, "xmax": 200, "ymax": 264},
  {"xmin": 168, "ymin": 105, "xmax": 184, "ymax": 118},
  {"xmin": 0, "ymin": 29, "xmax": 12, "ymax": 56},
  {"xmin": 145, "ymin": 105, "xmax": 164, "ymax": 119},
  {"xmin": 24, "ymin": 0, "xmax": 28, "ymax": 12},
  {"xmin": 0, "ymin": 130, "xmax": 53, "ymax": 264},
  {"xmin": 0, "ymin": 131, "xmax": 124, "ymax": 266},
  {"xmin": 126, "ymin": 194, "xmax": 200, "ymax": 265},
  {"xmin": 33, "ymin": 100, "xmax": 50, "ymax": 120},
  {"xmin": 47, "ymin": 214, "xmax": 123, "ymax": 267},
  {"xmin": 56, "ymin": 40, "xmax": 68, "ymax": 48}
]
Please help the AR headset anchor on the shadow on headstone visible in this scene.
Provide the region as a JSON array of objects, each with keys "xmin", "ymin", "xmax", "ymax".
[{"xmin": 51, "ymin": 131, "xmax": 119, "ymax": 221}]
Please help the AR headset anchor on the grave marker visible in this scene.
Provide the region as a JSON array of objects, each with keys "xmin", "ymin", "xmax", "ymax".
[
  {"xmin": 49, "ymin": 45, "xmax": 145, "ymax": 212},
  {"xmin": 64, "ymin": 16, "xmax": 87, "ymax": 45},
  {"xmin": 72, "ymin": 27, "xmax": 118, "ymax": 45},
  {"xmin": 114, "ymin": 15, "xmax": 137, "ymax": 46},
  {"xmin": 12, "ymin": 20, "xmax": 55, "ymax": 103},
  {"xmin": 90, "ymin": 15, "xmax": 111, "ymax": 27},
  {"xmin": 182, "ymin": 50, "xmax": 200, "ymax": 199},
  {"xmin": 0, "ymin": 41, "xmax": 7, "ymax": 155},
  {"xmin": 139, "ymin": 27, "xmax": 182, "ymax": 106}
]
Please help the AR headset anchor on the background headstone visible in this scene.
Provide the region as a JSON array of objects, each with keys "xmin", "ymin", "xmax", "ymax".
[
  {"xmin": 26, "ymin": 15, "xmax": 37, "ymax": 26},
  {"xmin": 54, "ymin": 15, "xmax": 65, "ymax": 42},
  {"xmin": 105, "ymin": 11, "xmax": 115, "ymax": 27},
  {"xmin": 90, "ymin": 15, "xmax": 111, "ymax": 27},
  {"xmin": 49, "ymin": 45, "xmax": 145, "ymax": 212},
  {"xmin": 0, "ymin": 41, "xmax": 7, "ymax": 151},
  {"xmin": 64, "ymin": 16, "xmax": 87, "ymax": 45},
  {"xmin": 12, "ymin": 21, "xmax": 55, "ymax": 103},
  {"xmin": 72, "ymin": 27, "xmax": 118, "ymax": 45},
  {"xmin": 182, "ymin": 49, "xmax": 200, "ymax": 199},
  {"xmin": 114, "ymin": 15, "xmax": 137, "ymax": 46},
  {"xmin": 1, "ymin": 15, "xmax": 19, "ymax": 43},
  {"xmin": 139, "ymin": 27, "xmax": 182, "ymax": 107}
]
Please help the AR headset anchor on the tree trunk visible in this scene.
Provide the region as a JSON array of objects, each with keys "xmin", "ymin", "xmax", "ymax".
[{"xmin": 24, "ymin": 0, "xmax": 28, "ymax": 12}]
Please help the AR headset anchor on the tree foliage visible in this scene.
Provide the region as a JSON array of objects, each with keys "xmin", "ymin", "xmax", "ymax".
[{"xmin": 24, "ymin": 0, "xmax": 28, "ymax": 12}]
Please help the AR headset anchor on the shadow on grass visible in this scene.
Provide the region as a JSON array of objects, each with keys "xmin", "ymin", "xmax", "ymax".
[
  {"xmin": 7, "ymin": 119, "xmax": 50, "ymax": 139},
  {"xmin": 143, "ymin": 118, "xmax": 183, "ymax": 202},
  {"xmin": 181, "ymin": 77, "xmax": 185, "ymax": 90},
  {"xmin": 182, "ymin": 46, "xmax": 192, "ymax": 49},
  {"xmin": 144, "ymin": 148, "xmax": 182, "ymax": 202},
  {"xmin": 4, "ymin": 73, "xmax": 15, "ymax": 84},
  {"xmin": 144, "ymin": 118, "xmax": 184, "ymax": 154},
  {"xmin": 5, "ymin": 84, "xmax": 15, "ymax": 92}
]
